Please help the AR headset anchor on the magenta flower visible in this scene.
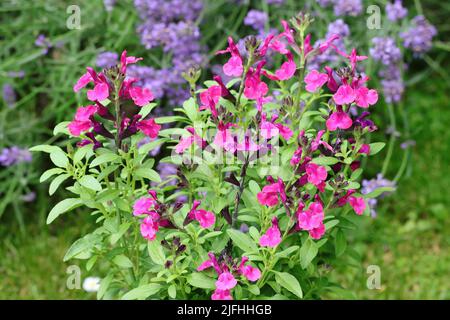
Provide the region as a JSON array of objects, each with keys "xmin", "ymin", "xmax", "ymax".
[
  {"xmin": 216, "ymin": 37, "xmax": 243, "ymax": 77},
  {"xmin": 259, "ymin": 217, "xmax": 282, "ymax": 247},
  {"xmin": 305, "ymin": 70, "xmax": 328, "ymax": 92},
  {"xmin": 306, "ymin": 163, "xmax": 328, "ymax": 186},
  {"xmin": 309, "ymin": 223, "xmax": 325, "ymax": 239},
  {"xmin": 87, "ymin": 82, "xmax": 109, "ymax": 102},
  {"xmin": 326, "ymin": 111, "xmax": 353, "ymax": 131},
  {"xmin": 348, "ymin": 196, "xmax": 366, "ymax": 215},
  {"xmin": 211, "ymin": 289, "xmax": 233, "ymax": 300},
  {"xmin": 188, "ymin": 200, "xmax": 216, "ymax": 228},
  {"xmin": 133, "ymin": 196, "xmax": 156, "ymax": 216},
  {"xmin": 140, "ymin": 216, "xmax": 159, "ymax": 241},
  {"xmin": 260, "ymin": 113, "xmax": 293, "ymax": 140},
  {"xmin": 354, "ymin": 87, "xmax": 378, "ymax": 108},
  {"xmin": 197, "ymin": 259, "xmax": 214, "ymax": 272},
  {"xmin": 240, "ymin": 265, "xmax": 261, "ymax": 282},
  {"xmin": 175, "ymin": 127, "xmax": 205, "ymax": 154},
  {"xmin": 333, "ymin": 84, "xmax": 356, "ymax": 105},
  {"xmin": 244, "ymin": 61, "xmax": 268, "ymax": 100},
  {"xmin": 120, "ymin": 50, "xmax": 143, "ymax": 75},
  {"xmin": 213, "ymin": 122, "xmax": 237, "ymax": 153},
  {"xmin": 68, "ymin": 105, "xmax": 97, "ymax": 136},
  {"xmin": 297, "ymin": 201, "xmax": 324, "ymax": 231},
  {"xmin": 136, "ymin": 118, "xmax": 161, "ymax": 138},
  {"xmin": 270, "ymin": 52, "xmax": 296, "ymax": 81},
  {"xmin": 216, "ymin": 271, "xmax": 238, "ymax": 291},
  {"xmin": 129, "ymin": 86, "xmax": 154, "ymax": 106},
  {"xmin": 73, "ymin": 72, "xmax": 93, "ymax": 92},
  {"xmin": 358, "ymin": 144, "xmax": 371, "ymax": 155},
  {"xmin": 257, "ymin": 178, "xmax": 286, "ymax": 207}
]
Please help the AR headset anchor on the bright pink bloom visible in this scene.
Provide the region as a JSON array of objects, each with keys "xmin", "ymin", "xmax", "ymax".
[
  {"xmin": 129, "ymin": 86, "xmax": 154, "ymax": 106},
  {"xmin": 244, "ymin": 62, "xmax": 268, "ymax": 100},
  {"xmin": 236, "ymin": 135, "xmax": 260, "ymax": 152},
  {"xmin": 175, "ymin": 127, "xmax": 205, "ymax": 154},
  {"xmin": 259, "ymin": 217, "xmax": 282, "ymax": 248},
  {"xmin": 216, "ymin": 272, "xmax": 237, "ymax": 291},
  {"xmin": 140, "ymin": 216, "xmax": 159, "ymax": 241},
  {"xmin": 348, "ymin": 196, "xmax": 366, "ymax": 215},
  {"xmin": 274, "ymin": 52, "xmax": 296, "ymax": 81},
  {"xmin": 197, "ymin": 259, "xmax": 214, "ymax": 271},
  {"xmin": 73, "ymin": 72, "xmax": 93, "ymax": 92},
  {"xmin": 359, "ymin": 144, "xmax": 371, "ymax": 155},
  {"xmin": 216, "ymin": 37, "xmax": 243, "ymax": 77},
  {"xmin": 189, "ymin": 200, "xmax": 216, "ymax": 228},
  {"xmin": 333, "ymin": 84, "xmax": 356, "ymax": 105},
  {"xmin": 87, "ymin": 82, "xmax": 109, "ymax": 101},
  {"xmin": 260, "ymin": 114, "xmax": 293, "ymax": 140},
  {"xmin": 133, "ymin": 197, "xmax": 156, "ymax": 216},
  {"xmin": 354, "ymin": 87, "xmax": 378, "ymax": 108},
  {"xmin": 324, "ymin": 66, "xmax": 339, "ymax": 92},
  {"xmin": 211, "ymin": 289, "xmax": 233, "ymax": 300},
  {"xmin": 309, "ymin": 223, "xmax": 325, "ymax": 239},
  {"xmin": 305, "ymin": 70, "xmax": 328, "ymax": 92},
  {"xmin": 257, "ymin": 178, "xmax": 286, "ymax": 207},
  {"xmin": 199, "ymin": 85, "xmax": 221, "ymax": 117},
  {"xmin": 326, "ymin": 111, "xmax": 353, "ymax": 131},
  {"xmin": 241, "ymin": 265, "xmax": 261, "ymax": 282},
  {"xmin": 120, "ymin": 50, "xmax": 143, "ymax": 74},
  {"xmin": 319, "ymin": 34, "xmax": 340, "ymax": 53},
  {"xmin": 213, "ymin": 122, "xmax": 236, "ymax": 153},
  {"xmin": 136, "ymin": 118, "xmax": 161, "ymax": 138},
  {"xmin": 297, "ymin": 201, "xmax": 324, "ymax": 231},
  {"xmin": 68, "ymin": 105, "xmax": 97, "ymax": 136},
  {"xmin": 281, "ymin": 20, "xmax": 295, "ymax": 44},
  {"xmin": 306, "ymin": 163, "xmax": 328, "ymax": 186},
  {"xmin": 310, "ymin": 130, "xmax": 333, "ymax": 152},
  {"xmin": 303, "ymin": 34, "xmax": 314, "ymax": 56}
]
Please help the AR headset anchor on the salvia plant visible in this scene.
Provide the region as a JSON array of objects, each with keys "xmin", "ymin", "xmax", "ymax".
[{"xmin": 32, "ymin": 13, "xmax": 393, "ymax": 300}]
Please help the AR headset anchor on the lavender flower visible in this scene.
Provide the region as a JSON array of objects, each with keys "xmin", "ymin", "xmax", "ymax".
[
  {"xmin": 361, "ymin": 174, "xmax": 396, "ymax": 217},
  {"xmin": 265, "ymin": 0, "xmax": 284, "ymax": 5},
  {"xmin": 103, "ymin": 0, "xmax": 116, "ymax": 11},
  {"xmin": 2, "ymin": 84, "xmax": 16, "ymax": 108},
  {"xmin": 96, "ymin": 51, "xmax": 118, "ymax": 69},
  {"xmin": 381, "ymin": 78, "xmax": 404, "ymax": 103},
  {"xmin": 315, "ymin": 0, "xmax": 333, "ymax": 6},
  {"xmin": 35, "ymin": 34, "xmax": 52, "ymax": 54},
  {"xmin": 332, "ymin": 0, "xmax": 363, "ymax": 17},
  {"xmin": 400, "ymin": 140, "xmax": 416, "ymax": 149},
  {"xmin": 7, "ymin": 71, "xmax": 25, "ymax": 78},
  {"xmin": 385, "ymin": 0, "xmax": 407, "ymax": 21},
  {"xmin": 244, "ymin": 10, "xmax": 268, "ymax": 34},
  {"xmin": 370, "ymin": 37, "xmax": 402, "ymax": 66},
  {"xmin": 22, "ymin": 192, "xmax": 36, "ymax": 202},
  {"xmin": 400, "ymin": 15, "xmax": 437, "ymax": 55},
  {"xmin": 0, "ymin": 146, "xmax": 32, "ymax": 167}
]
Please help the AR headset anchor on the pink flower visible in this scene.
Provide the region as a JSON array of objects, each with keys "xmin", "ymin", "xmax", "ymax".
[
  {"xmin": 354, "ymin": 87, "xmax": 378, "ymax": 108},
  {"xmin": 87, "ymin": 82, "xmax": 109, "ymax": 101},
  {"xmin": 333, "ymin": 84, "xmax": 356, "ymax": 105},
  {"xmin": 216, "ymin": 272, "xmax": 237, "ymax": 291},
  {"xmin": 348, "ymin": 196, "xmax": 366, "ymax": 215},
  {"xmin": 211, "ymin": 289, "xmax": 233, "ymax": 300},
  {"xmin": 129, "ymin": 86, "xmax": 154, "ymax": 107},
  {"xmin": 68, "ymin": 105, "xmax": 97, "ymax": 136},
  {"xmin": 281, "ymin": 20, "xmax": 295, "ymax": 44},
  {"xmin": 236, "ymin": 135, "xmax": 260, "ymax": 152},
  {"xmin": 244, "ymin": 61, "xmax": 268, "ymax": 100},
  {"xmin": 257, "ymin": 178, "xmax": 286, "ymax": 207},
  {"xmin": 297, "ymin": 201, "xmax": 324, "ymax": 231},
  {"xmin": 133, "ymin": 197, "xmax": 155, "ymax": 216},
  {"xmin": 140, "ymin": 216, "xmax": 159, "ymax": 241},
  {"xmin": 274, "ymin": 52, "xmax": 296, "ymax": 81},
  {"xmin": 120, "ymin": 50, "xmax": 143, "ymax": 74},
  {"xmin": 216, "ymin": 37, "xmax": 243, "ymax": 77},
  {"xmin": 188, "ymin": 200, "xmax": 216, "ymax": 229},
  {"xmin": 259, "ymin": 217, "xmax": 282, "ymax": 248},
  {"xmin": 213, "ymin": 122, "xmax": 236, "ymax": 153},
  {"xmin": 175, "ymin": 127, "xmax": 205, "ymax": 154},
  {"xmin": 324, "ymin": 66, "xmax": 339, "ymax": 92},
  {"xmin": 309, "ymin": 223, "xmax": 325, "ymax": 239},
  {"xmin": 306, "ymin": 163, "xmax": 328, "ymax": 186},
  {"xmin": 73, "ymin": 72, "xmax": 93, "ymax": 92},
  {"xmin": 358, "ymin": 144, "xmax": 371, "ymax": 155},
  {"xmin": 197, "ymin": 259, "xmax": 214, "ymax": 272},
  {"xmin": 305, "ymin": 70, "xmax": 328, "ymax": 92},
  {"xmin": 260, "ymin": 114, "xmax": 293, "ymax": 140},
  {"xmin": 241, "ymin": 265, "xmax": 261, "ymax": 282},
  {"xmin": 318, "ymin": 34, "xmax": 340, "ymax": 53},
  {"xmin": 326, "ymin": 111, "xmax": 353, "ymax": 131},
  {"xmin": 136, "ymin": 118, "xmax": 161, "ymax": 138}
]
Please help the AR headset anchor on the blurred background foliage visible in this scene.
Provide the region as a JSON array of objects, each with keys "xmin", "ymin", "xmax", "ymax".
[{"xmin": 0, "ymin": 0, "xmax": 448, "ymax": 299}]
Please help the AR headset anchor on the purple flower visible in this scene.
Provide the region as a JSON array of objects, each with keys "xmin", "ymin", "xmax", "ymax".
[
  {"xmin": 333, "ymin": 0, "xmax": 363, "ymax": 17},
  {"xmin": 316, "ymin": 0, "xmax": 333, "ymax": 6},
  {"xmin": 400, "ymin": 15, "xmax": 437, "ymax": 55},
  {"xmin": 361, "ymin": 174, "xmax": 396, "ymax": 217},
  {"xmin": 0, "ymin": 146, "xmax": 32, "ymax": 167},
  {"xmin": 2, "ymin": 84, "xmax": 16, "ymax": 108},
  {"xmin": 96, "ymin": 51, "xmax": 118, "ymax": 69},
  {"xmin": 400, "ymin": 140, "xmax": 416, "ymax": 149},
  {"xmin": 379, "ymin": 64, "xmax": 404, "ymax": 103},
  {"xmin": 22, "ymin": 192, "xmax": 36, "ymax": 202},
  {"xmin": 244, "ymin": 10, "xmax": 268, "ymax": 34},
  {"xmin": 103, "ymin": 0, "xmax": 116, "ymax": 11},
  {"xmin": 385, "ymin": 0, "xmax": 407, "ymax": 21},
  {"xmin": 35, "ymin": 34, "xmax": 52, "ymax": 54},
  {"xmin": 265, "ymin": 0, "xmax": 284, "ymax": 5},
  {"xmin": 154, "ymin": 163, "xmax": 178, "ymax": 187},
  {"xmin": 7, "ymin": 71, "xmax": 25, "ymax": 78},
  {"xmin": 370, "ymin": 37, "xmax": 402, "ymax": 66}
]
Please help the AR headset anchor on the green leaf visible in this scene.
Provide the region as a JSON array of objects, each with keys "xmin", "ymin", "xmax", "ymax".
[
  {"xmin": 90, "ymin": 152, "xmax": 120, "ymax": 167},
  {"xmin": 73, "ymin": 145, "xmax": 90, "ymax": 164},
  {"xmin": 49, "ymin": 174, "xmax": 70, "ymax": 195},
  {"xmin": 50, "ymin": 150, "xmax": 69, "ymax": 168},
  {"xmin": 40, "ymin": 168, "xmax": 65, "ymax": 183},
  {"xmin": 312, "ymin": 157, "xmax": 339, "ymax": 166},
  {"xmin": 138, "ymin": 139, "xmax": 165, "ymax": 155},
  {"xmin": 335, "ymin": 229, "xmax": 347, "ymax": 257},
  {"xmin": 112, "ymin": 254, "xmax": 133, "ymax": 268},
  {"xmin": 29, "ymin": 144, "xmax": 60, "ymax": 153},
  {"xmin": 155, "ymin": 116, "xmax": 186, "ymax": 124},
  {"xmin": 226, "ymin": 229, "xmax": 258, "ymax": 253},
  {"xmin": 79, "ymin": 175, "xmax": 102, "ymax": 192},
  {"xmin": 300, "ymin": 238, "xmax": 318, "ymax": 269},
  {"xmin": 138, "ymin": 103, "xmax": 157, "ymax": 119},
  {"xmin": 135, "ymin": 168, "xmax": 161, "ymax": 182},
  {"xmin": 121, "ymin": 283, "xmax": 162, "ymax": 300},
  {"xmin": 182, "ymin": 97, "xmax": 198, "ymax": 122},
  {"xmin": 168, "ymin": 285, "xmax": 177, "ymax": 299},
  {"xmin": 274, "ymin": 272, "xmax": 303, "ymax": 299},
  {"xmin": 63, "ymin": 234, "xmax": 101, "ymax": 261},
  {"xmin": 97, "ymin": 273, "xmax": 113, "ymax": 300},
  {"xmin": 147, "ymin": 241, "xmax": 166, "ymax": 265},
  {"xmin": 53, "ymin": 121, "xmax": 70, "ymax": 136},
  {"xmin": 47, "ymin": 198, "xmax": 83, "ymax": 224},
  {"xmin": 248, "ymin": 180, "xmax": 261, "ymax": 195},
  {"xmin": 187, "ymin": 272, "xmax": 216, "ymax": 289},
  {"xmin": 369, "ymin": 142, "xmax": 386, "ymax": 156},
  {"xmin": 363, "ymin": 186, "xmax": 396, "ymax": 199}
]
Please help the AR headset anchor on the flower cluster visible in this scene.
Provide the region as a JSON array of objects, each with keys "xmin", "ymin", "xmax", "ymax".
[
  {"xmin": 400, "ymin": 15, "xmax": 437, "ymax": 55},
  {"xmin": 69, "ymin": 50, "xmax": 160, "ymax": 148},
  {"xmin": 361, "ymin": 174, "xmax": 396, "ymax": 217},
  {"xmin": 0, "ymin": 146, "xmax": 32, "ymax": 167},
  {"xmin": 2, "ymin": 83, "xmax": 16, "ymax": 108},
  {"xmin": 316, "ymin": 0, "xmax": 363, "ymax": 17}
]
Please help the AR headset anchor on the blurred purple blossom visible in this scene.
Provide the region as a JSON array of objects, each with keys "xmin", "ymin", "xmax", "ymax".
[
  {"xmin": 0, "ymin": 146, "xmax": 32, "ymax": 167},
  {"xmin": 22, "ymin": 192, "xmax": 36, "ymax": 202},
  {"xmin": 266, "ymin": 0, "xmax": 284, "ymax": 5},
  {"xmin": 244, "ymin": 10, "xmax": 268, "ymax": 34},
  {"xmin": 2, "ymin": 84, "xmax": 16, "ymax": 108},
  {"xmin": 35, "ymin": 34, "xmax": 52, "ymax": 55},
  {"xmin": 361, "ymin": 174, "xmax": 396, "ymax": 218},
  {"xmin": 96, "ymin": 51, "xmax": 118, "ymax": 69},
  {"xmin": 400, "ymin": 15, "xmax": 437, "ymax": 55},
  {"xmin": 370, "ymin": 37, "xmax": 402, "ymax": 66},
  {"xmin": 103, "ymin": 0, "xmax": 116, "ymax": 11},
  {"xmin": 385, "ymin": 0, "xmax": 407, "ymax": 21},
  {"xmin": 400, "ymin": 140, "xmax": 416, "ymax": 149},
  {"xmin": 332, "ymin": 0, "xmax": 362, "ymax": 17},
  {"xmin": 7, "ymin": 71, "xmax": 25, "ymax": 78}
]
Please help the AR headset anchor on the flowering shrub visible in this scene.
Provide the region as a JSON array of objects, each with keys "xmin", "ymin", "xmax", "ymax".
[{"xmin": 33, "ymin": 13, "xmax": 394, "ymax": 300}]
